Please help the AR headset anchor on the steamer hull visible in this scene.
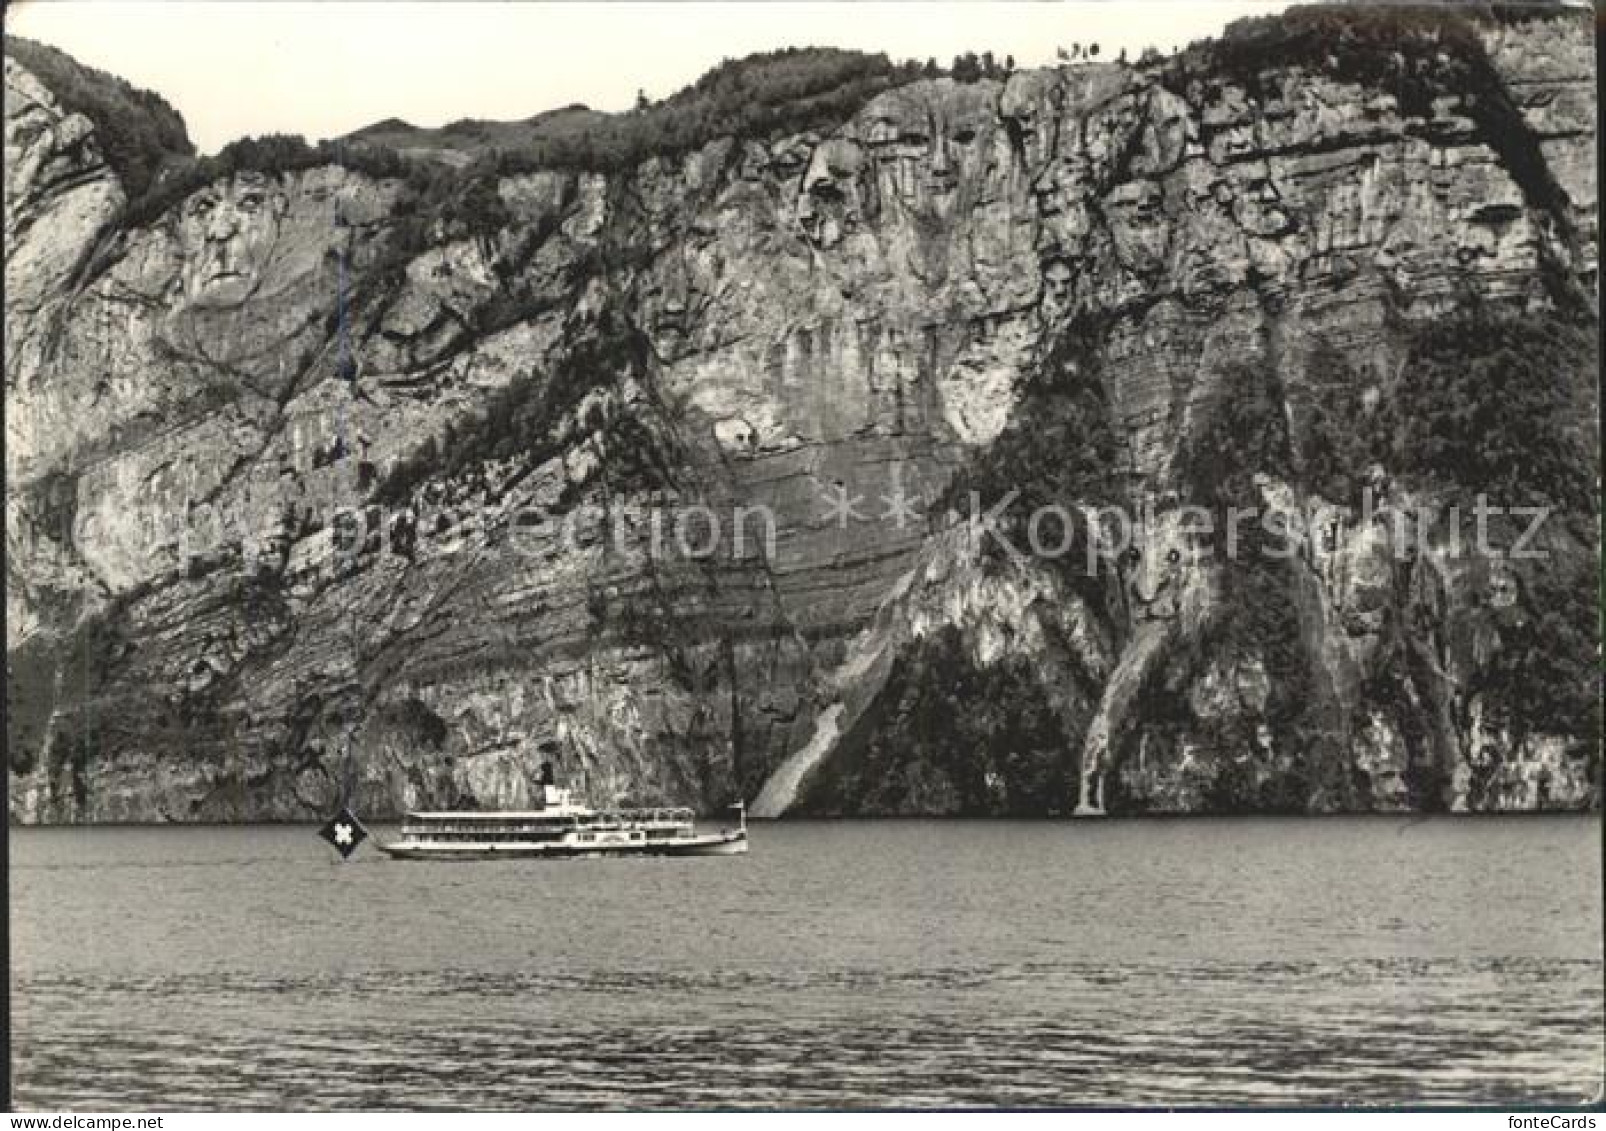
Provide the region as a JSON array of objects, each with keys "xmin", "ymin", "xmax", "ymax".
[
  {"xmin": 376, "ymin": 774, "xmax": 749, "ymax": 861},
  {"xmin": 379, "ymin": 828, "xmax": 748, "ymax": 861}
]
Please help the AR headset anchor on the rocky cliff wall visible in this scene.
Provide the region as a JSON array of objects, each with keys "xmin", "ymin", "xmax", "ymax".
[{"xmin": 6, "ymin": 4, "xmax": 1599, "ymax": 821}]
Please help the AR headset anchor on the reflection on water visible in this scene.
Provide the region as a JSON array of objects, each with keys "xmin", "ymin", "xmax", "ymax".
[{"xmin": 11, "ymin": 816, "xmax": 1604, "ymax": 1108}]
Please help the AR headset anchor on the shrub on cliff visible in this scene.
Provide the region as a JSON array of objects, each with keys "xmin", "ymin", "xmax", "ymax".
[
  {"xmin": 945, "ymin": 315, "xmax": 1126, "ymax": 609},
  {"xmin": 1395, "ymin": 304, "xmax": 1601, "ymax": 754},
  {"xmin": 118, "ymin": 132, "xmax": 424, "ymax": 231},
  {"xmin": 9, "ymin": 597, "xmax": 133, "ymax": 786},
  {"xmin": 1472, "ymin": 550, "xmax": 1603, "ymax": 754},
  {"xmin": 7, "ymin": 634, "xmax": 56, "ymax": 776},
  {"xmin": 1195, "ymin": 4, "xmax": 1486, "ymax": 115},
  {"xmin": 486, "ymin": 48, "xmax": 926, "ymax": 173},
  {"xmin": 1392, "ymin": 310, "xmax": 1599, "ymax": 514},
  {"xmin": 949, "ymin": 52, "xmax": 1008, "ymax": 84},
  {"xmin": 1171, "ymin": 359, "xmax": 1342, "ymax": 808},
  {"xmin": 337, "ymin": 48, "xmax": 928, "ymax": 176},
  {"xmin": 5, "ymin": 36, "xmax": 193, "ymax": 198},
  {"xmin": 1293, "ymin": 341, "xmax": 1395, "ymax": 510},
  {"xmin": 107, "ymin": 45, "xmax": 936, "ymax": 277},
  {"xmin": 808, "ymin": 626, "xmax": 1073, "ymax": 816},
  {"xmin": 1180, "ymin": 358, "xmax": 1294, "ymax": 512}
]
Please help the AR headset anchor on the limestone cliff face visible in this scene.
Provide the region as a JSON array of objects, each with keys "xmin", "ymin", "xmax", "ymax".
[{"xmin": 6, "ymin": 6, "xmax": 1600, "ymax": 821}]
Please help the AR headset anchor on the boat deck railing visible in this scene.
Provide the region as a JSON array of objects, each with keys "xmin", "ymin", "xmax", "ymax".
[
  {"xmin": 402, "ymin": 807, "xmax": 698, "ymax": 838},
  {"xmin": 598, "ymin": 807, "xmax": 697, "ymax": 825}
]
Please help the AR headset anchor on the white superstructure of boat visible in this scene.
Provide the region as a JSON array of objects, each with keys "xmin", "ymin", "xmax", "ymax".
[{"xmin": 379, "ymin": 766, "xmax": 748, "ymax": 860}]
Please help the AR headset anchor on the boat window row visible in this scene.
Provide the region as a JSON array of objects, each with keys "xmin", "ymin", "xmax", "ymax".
[
  {"xmin": 601, "ymin": 808, "xmax": 697, "ymax": 823},
  {"xmin": 403, "ymin": 829, "xmax": 571, "ymax": 842},
  {"xmin": 574, "ymin": 831, "xmax": 648, "ymax": 843}
]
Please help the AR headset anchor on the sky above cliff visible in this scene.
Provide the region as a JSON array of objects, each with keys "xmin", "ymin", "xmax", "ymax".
[{"xmin": 7, "ymin": 0, "xmax": 1286, "ymax": 154}]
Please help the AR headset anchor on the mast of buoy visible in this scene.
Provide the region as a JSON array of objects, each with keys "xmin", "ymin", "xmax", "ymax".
[{"xmin": 316, "ymin": 194, "xmax": 369, "ymax": 861}]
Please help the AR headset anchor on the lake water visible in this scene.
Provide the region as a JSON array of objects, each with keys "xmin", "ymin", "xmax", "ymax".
[{"xmin": 10, "ymin": 816, "xmax": 1603, "ymax": 1109}]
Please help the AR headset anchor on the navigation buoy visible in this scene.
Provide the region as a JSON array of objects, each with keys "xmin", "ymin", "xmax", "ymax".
[{"xmin": 318, "ymin": 805, "xmax": 368, "ymax": 860}]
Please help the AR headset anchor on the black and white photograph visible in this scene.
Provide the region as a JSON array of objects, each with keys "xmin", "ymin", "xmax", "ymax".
[{"xmin": 4, "ymin": 0, "xmax": 1602, "ymax": 1115}]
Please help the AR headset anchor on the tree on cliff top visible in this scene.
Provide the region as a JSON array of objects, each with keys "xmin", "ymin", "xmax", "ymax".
[
  {"xmin": 5, "ymin": 35, "xmax": 193, "ymax": 198},
  {"xmin": 335, "ymin": 47, "xmax": 928, "ymax": 175},
  {"xmin": 108, "ymin": 46, "xmax": 932, "ymax": 230}
]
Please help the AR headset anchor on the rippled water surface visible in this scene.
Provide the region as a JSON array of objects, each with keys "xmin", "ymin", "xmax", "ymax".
[{"xmin": 11, "ymin": 816, "xmax": 1603, "ymax": 1108}]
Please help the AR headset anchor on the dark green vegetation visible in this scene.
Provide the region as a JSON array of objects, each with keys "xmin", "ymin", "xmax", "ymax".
[
  {"xmin": 808, "ymin": 322, "xmax": 1132, "ymax": 818},
  {"xmin": 960, "ymin": 318, "xmax": 1126, "ymax": 520},
  {"xmin": 1392, "ymin": 310, "xmax": 1601, "ymax": 763},
  {"xmin": 923, "ymin": 284, "xmax": 1600, "ymax": 813},
  {"xmin": 115, "ymin": 131, "xmax": 419, "ymax": 231},
  {"xmin": 1292, "ymin": 342, "xmax": 1395, "ymax": 510},
  {"xmin": 7, "ymin": 633, "xmax": 57, "ymax": 777},
  {"xmin": 1179, "ymin": 357, "xmax": 1294, "ymax": 516},
  {"xmin": 345, "ymin": 48, "xmax": 927, "ymax": 171},
  {"xmin": 9, "ymin": 44, "xmax": 939, "ymax": 244},
  {"xmin": 6, "ymin": 595, "xmax": 131, "ymax": 791},
  {"xmin": 1148, "ymin": 305, "xmax": 1600, "ymax": 810},
  {"xmin": 1134, "ymin": 358, "xmax": 1347, "ymax": 813},
  {"xmin": 944, "ymin": 316, "xmax": 1127, "ymax": 609},
  {"xmin": 1392, "ymin": 311, "xmax": 1599, "ymax": 513},
  {"xmin": 1473, "ymin": 548, "xmax": 1601, "ymax": 751},
  {"xmin": 1253, "ymin": 309, "xmax": 1598, "ymax": 520},
  {"xmin": 947, "ymin": 51, "xmax": 1013, "ymax": 84},
  {"xmin": 810, "ymin": 627, "xmax": 1075, "ymax": 816},
  {"xmin": 1198, "ymin": 3, "xmax": 1495, "ymax": 116},
  {"xmin": 4, "ymin": 36, "xmax": 193, "ymax": 198}
]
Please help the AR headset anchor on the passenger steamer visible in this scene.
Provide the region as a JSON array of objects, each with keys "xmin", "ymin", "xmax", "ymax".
[{"xmin": 379, "ymin": 765, "xmax": 748, "ymax": 860}]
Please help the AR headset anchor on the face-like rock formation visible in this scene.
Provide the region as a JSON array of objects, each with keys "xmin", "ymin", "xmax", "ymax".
[
  {"xmin": 863, "ymin": 81, "xmax": 998, "ymax": 224},
  {"xmin": 1118, "ymin": 502, "xmax": 1215, "ymax": 627},
  {"xmin": 176, "ymin": 173, "xmax": 290, "ymax": 306},
  {"xmin": 797, "ymin": 138, "xmax": 869, "ymax": 248}
]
